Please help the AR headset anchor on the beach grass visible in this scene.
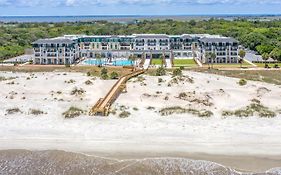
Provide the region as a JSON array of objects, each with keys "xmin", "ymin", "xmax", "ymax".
[{"xmin": 193, "ymin": 69, "xmax": 281, "ymax": 85}]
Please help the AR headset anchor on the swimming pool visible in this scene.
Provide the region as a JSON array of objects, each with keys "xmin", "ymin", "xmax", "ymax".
[{"xmin": 83, "ymin": 59, "xmax": 133, "ymax": 66}]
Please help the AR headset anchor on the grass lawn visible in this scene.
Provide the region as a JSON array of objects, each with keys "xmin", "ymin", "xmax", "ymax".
[
  {"xmin": 255, "ymin": 63, "xmax": 280, "ymax": 68},
  {"xmin": 173, "ymin": 59, "xmax": 197, "ymax": 67},
  {"xmin": 151, "ymin": 59, "xmax": 163, "ymax": 65},
  {"xmin": 202, "ymin": 62, "xmax": 253, "ymax": 68}
]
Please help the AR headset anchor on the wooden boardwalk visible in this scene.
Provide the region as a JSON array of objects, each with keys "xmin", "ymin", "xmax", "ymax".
[{"xmin": 90, "ymin": 69, "xmax": 145, "ymax": 116}]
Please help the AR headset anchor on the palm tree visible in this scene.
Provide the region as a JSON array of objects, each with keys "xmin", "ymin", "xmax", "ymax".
[
  {"xmin": 238, "ymin": 50, "xmax": 246, "ymax": 68},
  {"xmin": 262, "ymin": 53, "xmax": 270, "ymax": 68},
  {"xmin": 128, "ymin": 55, "xmax": 137, "ymax": 67},
  {"xmin": 205, "ymin": 52, "xmax": 211, "ymax": 69},
  {"xmin": 161, "ymin": 54, "xmax": 165, "ymax": 67},
  {"xmin": 210, "ymin": 52, "xmax": 216, "ymax": 69},
  {"xmin": 95, "ymin": 53, "xmax": 102, "ymax": 67}
]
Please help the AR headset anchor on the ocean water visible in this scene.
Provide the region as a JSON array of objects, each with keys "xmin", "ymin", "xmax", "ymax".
[
  {"xmin": 0, "ymin": 15, "xmax": 280, "ymax": 23},
  {"xmin": 0, "ymin": 150, "xmax": 280, "ymax": 175}
]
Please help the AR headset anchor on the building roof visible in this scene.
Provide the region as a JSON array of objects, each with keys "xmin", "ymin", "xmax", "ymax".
[
  {"xmin": 199, "ymin": 37, "xmax": 238, "ymax": 43},
  {"xmin": 32, "ymin": 38, "xmax": 75, "ymax": 44},
  {"xmin": 133, "ymin": 34, "xmax": 169, "ymax": 39}
]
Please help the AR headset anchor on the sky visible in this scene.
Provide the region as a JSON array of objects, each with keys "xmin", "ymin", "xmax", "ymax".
[{"xmin": 0, "ymin": 0, "xmax": 280, "ymax": 16}]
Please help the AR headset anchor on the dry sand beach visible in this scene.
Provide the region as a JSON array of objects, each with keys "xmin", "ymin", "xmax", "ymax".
[{"xmin": 0, "ymin": 70, "xmax": 281, "ymax": 173}]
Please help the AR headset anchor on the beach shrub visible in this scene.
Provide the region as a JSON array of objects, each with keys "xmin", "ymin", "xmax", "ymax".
[
  {"xmin": 110, "ymin": 71, "xmax": 119, "ymax": 79},
  {"xmin": 29, "ymin": 109, "xmax": 45, "ymax": 115},
  {"xmin": 238, "ymin": 79, "xmax": 247, "ymax": 86},
  {"xmin": 198, "ymin": 110, "xmax": 213, "ymax": 118},
  {"xmin": 222, "ymin": 111, "xmax": 234, "ymax": 117},
  {"xmin": 65, "ymin": 79, "xmax": 76, "ymax": 84},
  {"xmin": 85, "ymin": 80, "xmax": 93, "ymax": 85},
  {"xmin": 158, "ymin": 78, "xmax": 164, "ymax": 83},
  {"xmin": 119, "ymin": 111, "xmax": 131, "ymax": 118},
  {"xmin": 70, "ymin": 87, "xmax": 85, "ymax": 96},
  {"xmin": 6, "ymin": 108, "xmax": 22, "ymax": 114},
  {"xmin": 155, "ymin": 67, "xmax": 166, "ymax": 76},
  {"xmin": 147, "ymin": 106, "xmax": 155, "ymax": 110},
  {"xmin": 172, "ymin": 68, "xmax": 183, "ymax": 77},
  {"xmin": 159, "ymin": 106, "xmax": 213, "ymax": 118},
  {"xmin": 133, "ymin": 107, "xmax": 139, "ymax": 111},
  {"xmin": 179, "ymin": 66, "xmax": 185, "ymax": 70},
  {"xmin": 100, "ymin": 68, "xmax": 108, "ymax": 80},
  {"xmin": 222, "ymin": 100, "xmax": 276, "ymax": 118},
  {"xmin": 63, "ymin": 107, "xmax": 84, "ymax": 119}
]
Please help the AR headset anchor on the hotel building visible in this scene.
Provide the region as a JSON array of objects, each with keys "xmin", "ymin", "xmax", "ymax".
[{"xmin": 32, "ymin": 34, "xmax": 239, "ymax": 65}]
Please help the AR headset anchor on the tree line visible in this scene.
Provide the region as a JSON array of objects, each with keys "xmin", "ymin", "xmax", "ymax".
[{"xmin": 0, "ymin": 19, "xmax": 281, "ymax": 61}]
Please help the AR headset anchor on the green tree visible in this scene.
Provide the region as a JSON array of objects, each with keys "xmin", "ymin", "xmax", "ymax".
[
  {"xmin": 270, "ymin": 48, "xmax": 281, "ymax": 62},
  {"xmin": 256, "ymin": 45, "xmax": 275, "ymax": 55},
  {"xmin": 262, "ymin": 53, "xmax": 270, "ymax": 67}
]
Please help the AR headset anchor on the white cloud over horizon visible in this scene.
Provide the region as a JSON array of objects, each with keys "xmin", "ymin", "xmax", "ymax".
[{"xmin": 0, "ymin": 0, "xmax": 281, "ymax": 7}]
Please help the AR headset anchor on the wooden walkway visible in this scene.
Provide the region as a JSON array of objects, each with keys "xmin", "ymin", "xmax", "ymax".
[{"xmin": 90, "ymin": 69, "xmax": 145, "ymax": 116}]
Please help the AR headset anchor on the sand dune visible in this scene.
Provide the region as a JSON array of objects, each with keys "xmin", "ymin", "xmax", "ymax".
[{"xmin": 0, "ymin": 70, "xmax": 281, "ymax": 172}]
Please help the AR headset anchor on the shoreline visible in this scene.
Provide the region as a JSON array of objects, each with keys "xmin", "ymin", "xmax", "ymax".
[
  {"xmin": 83, "ymin": 151, "xmax": 281, "ymax": 173},
  {"xmin": 1, "ymin": 149, "xmax": 281, "ymax": 173}
]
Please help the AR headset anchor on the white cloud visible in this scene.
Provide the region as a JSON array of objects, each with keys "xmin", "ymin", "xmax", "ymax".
[{"xmin": 0, "ymin": 0, "xmax": 280, "ymax": 7}]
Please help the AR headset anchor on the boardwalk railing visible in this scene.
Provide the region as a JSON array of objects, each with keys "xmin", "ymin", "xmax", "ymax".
[{"xmin": 90, "ymin": 69, "xmax": 145, "ymax": 116}]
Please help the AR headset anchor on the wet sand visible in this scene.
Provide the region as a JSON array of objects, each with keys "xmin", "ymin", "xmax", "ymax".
[{"xmin": 84, "ymin": 151, "xmax": 281, "ymax": 173}]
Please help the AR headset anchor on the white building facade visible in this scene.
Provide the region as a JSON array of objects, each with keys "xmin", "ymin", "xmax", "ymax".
[{"xmin": 33, "ymin": 34, "xmax": 239, "ymax": 65}]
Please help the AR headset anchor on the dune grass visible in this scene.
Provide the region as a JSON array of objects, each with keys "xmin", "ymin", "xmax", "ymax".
[{"xmin": 193, "ymin": 69, "xmax": 281, "ymax": 85}]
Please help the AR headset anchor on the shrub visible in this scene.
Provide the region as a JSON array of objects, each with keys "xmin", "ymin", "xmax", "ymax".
[
  {"xmin": 86, "ymin": 72, "xmax": 91, "ymax": 76},
  {"xmin": 133, "ymin": 107, "xmax": 139, "ymax": 111},
  {"xmin": 6, "ymin": 108, "xmax": 22, "ymax": 114},
  {"xmin": 238, "ymin": 79, "xmax": 247, "ymax": 86},
  {"xmin": 29, "ymin": 109, "xmax": 44, "ymax": 115},
  {"xmin": 222, "ymin": 111, "xmax": 234, "ymax": 117},
  {"xmin": 100, "ymin": 68, "xmax": 108, "ymax": 80},
  {"xmin": 63, "ymin": 107, "xmax": 84, "ymax": 119},
  {"xmin": 119, "ymin": 111, "xmax": 131, "ymax": 118},
  {"xmin": 101, "ymin": 74, "xmax": 108, "ymax": 80},
  {"xmin": 65, "ymin": 79, "xmax": 75, "ymax": 84},
  {"xmin": 198, "ymin": 110, "xmax": 213, "ymax": 118},
  {"xmin": 158, "ymin": 78, "xmax": 164, "ymax": 83},
  {"xmin": 70, "ymin": 87, "xmax": 85, "ymax": 96},
  {"xmin": 65, "ymin": 64, "xmax": 70, "ymax": 68},
  {"xmin": 110, "ymin": 71, "xmax": 119, "ymax": 79},
  {"xmin": 155, "ymin": 67, "xmax": 166, "ymax": 76},
  {"xmin": 222, "ymin": 100, "xmax": 276, "ymax": 118},
  {"xmin": 173, "ymin": 68, "xmax": 183, "ymax": 77},
  {"xmin": 147, "ymin": 106, "xmax": 155, "ymax": 110},
  {"xmin": 259, "ymin": 109, "xmax": 276, "ymax": 118},
  {"xmin": 179, "ymin": 66, "xmax": 185, "ymax": 70},
  {"xmin": 85, "ymin": 80, "xmax": 93, "ymax": 85}
]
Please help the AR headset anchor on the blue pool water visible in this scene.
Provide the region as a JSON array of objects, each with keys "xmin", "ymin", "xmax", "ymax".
[{"xmin": 83, "ymin": 59, "xmax": 133, "ymax": 66}]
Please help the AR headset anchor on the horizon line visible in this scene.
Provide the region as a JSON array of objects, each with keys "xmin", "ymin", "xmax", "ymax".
[{"xmin": 1, "ymin": 14, "xmax": 281, "ymax": 17}]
